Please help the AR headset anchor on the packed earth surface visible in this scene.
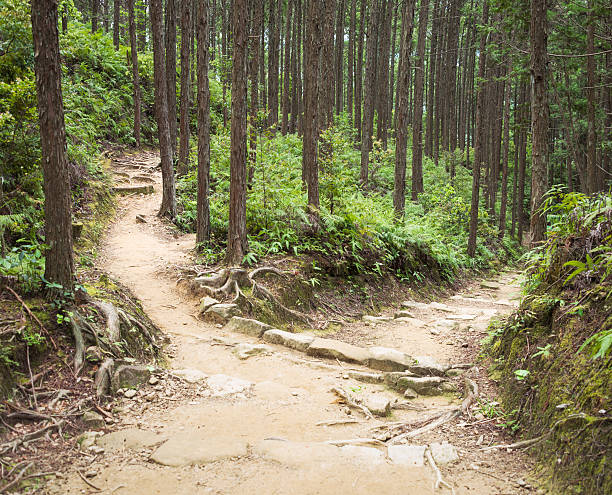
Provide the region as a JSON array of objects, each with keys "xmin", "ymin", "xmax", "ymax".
[{"xmin": 47, "ymin": 152, "xmax": 537, "ymax": 495}]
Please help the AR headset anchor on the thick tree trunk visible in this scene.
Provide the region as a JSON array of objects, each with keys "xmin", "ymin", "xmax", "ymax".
[
  {"xmin": 227, "ymin": 0, "xmax": 249, "ymax": 264},
  {"xmin": 529, "ymin": 0, "xmax": 549, "ymax": 246},
  {"xmin": 360, "ymin": 0, "xmax": 380, "ymax": 185},
  {"xmin": 32, "ymin": 0, "xmax": 75, "ymax": 291},
  {"xmin": 165, "ymin": 0, "xmax": 178, "ymax": 154},
  {"xmin": 150, "ymin": 0, "xmax": 176, "ymax": 218},
  {"xmin": 196, "ymin": 0, "xmax": 211, "ymax": 244},
  {"xmin": 393, "ymin": 0, "xmax": 415, "ymax": 217},
  {"xmin": 303, "ymin": 0, "xmax": 323, "ymax": 227},
  {"xmin": 127, "ymin": 0, "xmax": 141, "ymax": 147},
  {"xmin": 177, "ymin": 0, "xmax": 192, "ymax": 176},
  {"xmin": 410, "ymin": 0, "xmax": 429, "ymax": 200},
  {"xmin": 467, "ymin": 0, "xmax": 488, "ymax": 258}
]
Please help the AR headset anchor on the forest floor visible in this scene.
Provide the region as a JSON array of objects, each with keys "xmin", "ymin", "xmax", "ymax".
[{"xmin": 46, "ymin": 151, "xmax": 538, "ymax": 495}]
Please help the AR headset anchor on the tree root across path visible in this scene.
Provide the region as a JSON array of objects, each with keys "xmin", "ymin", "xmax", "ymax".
[{"xmin": 195, "ymin": 266, "xmax": 313, "ymax": 325}]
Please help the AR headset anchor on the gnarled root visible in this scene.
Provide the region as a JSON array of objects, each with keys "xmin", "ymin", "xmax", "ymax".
[{"xmin": 94, "ymin": 358, "xmax": 115, "ymax": 397}]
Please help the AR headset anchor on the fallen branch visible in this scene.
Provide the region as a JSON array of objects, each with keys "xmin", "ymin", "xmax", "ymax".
[
  {"xmin": 0, "ymin": 420, "xmax": 65, "ymax": 456},
  {"xmin": 425, "ymin": 448, "xmax": 455, "ymax": 494},
  {"xmin": 0, "ymin": 462, "xmax": 33, "ymax": 493},
  {"xmin": 77, "ymin": 469, "xmax": 101, "ymax": 491},
  {"xmin": 387, "ymin": 409, "xmax": 461, "ymax": 445},
  {"xmin": 316, "ymin": 419, "xmax": 363, "ymax": 427},
  {"xmin": 331, "ymin": 387, "xmax": 374, "ymax": 420},
  {"xmin": 3, "ymin": 286, "xmax": 57, "ymax": 349}
]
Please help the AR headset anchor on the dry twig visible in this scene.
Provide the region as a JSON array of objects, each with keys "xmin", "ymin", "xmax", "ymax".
[
  {"xmin": 331, "ymin": 387, "xmax": 374, "ymax": 420},
  {"xmin": 425, "ymin": 448, "xmax": 455, "ymax": 494}
]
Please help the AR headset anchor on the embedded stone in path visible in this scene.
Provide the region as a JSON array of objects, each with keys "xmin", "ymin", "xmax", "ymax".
[
  {"xmin": 199, "ymin": 296, "xmax": 219, "ymax": 313},
  {"xmin": 362, "ymin": 315, "xmax": 393, "ymax": 324},
  {"xmin": 203, "ymin": 303, "xmax": 240, "ymax": 323},
  {"xmin": 224, "ymin": 316, "xmax": 272, "ymax": 338},
  {"xmin": 207, "ymin": 374, "xmax": 252, "ymax": 397},
  {"xmin": 408, "ymin": 356, "xmax": 448, "ymax": 376},
  {"xmin": 306, "ymin": 338, "xmax": 370, "ymax": 364},
  {"xmin": 480, "ymin": 281, "xmax": 501, "ymax": 290},
  {"xmin": 262, "ymin": 329, "xmax": 315, "ymax": 352},
  {"xmin": 347, "ymin": 371, "xmax": 384, "ymax": 384},
  {"xmin": 446, "ymin": 313, "xmax": 477, "ymax": 321},
  {"xmin": 387, "ymin": 445, "xmax": 426, "ymax": 467},
  {"xmin": 232, "ymin": 343, "xmax": 272, "ymax": 360},
  {"xmin": 364, "ymin": 395, "xmax": 392, "ymax": 417},
  {"xmin": 172, "ymin": 368, "xmax": 208, "ymax": 383},
  {"xmin": 401, "ymin": 300, "xmax": 428, "ymax": 310},
  {"xmin": 150, "ymin": 432, "xmax": 247, "ymax": 466},
  {"xmin": 97, "ymin": 428, "xmax": 164, "ymax": 452},
  {"xmin": 394, "ymin": 310, "xmax": 416, "ymax": 319},
  {"xmin": 428, "ymin": 302, "xmax": 454, "ymax": 313},
  {"xmin": 111, "ymin": 364, "xmax": 151, "ymax": 393},
  {"xmin": 367, "ymin": 347, "xmax": 414, "ymax": 372},
  {"xmin": 113, "ymin": 185, "xmax": 154, "ymax": 195},
  {"xmin": 338, "ymin": 445, "xmax": 387, "ymax": 467},
  {"xmin": 429, "ymin": 442, "xmax": 459, "ymax": 464},
  {"xmin": 393, "ymin": 376, "xmax": 449, "ymax": 395}
]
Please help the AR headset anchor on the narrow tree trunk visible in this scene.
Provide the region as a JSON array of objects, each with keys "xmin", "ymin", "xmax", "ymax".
[
  {"xmin": 321, "ymin": 0, "xmax": 336, "ymax": 127},
  {"xmin": 290, "ymin": 0, "xmax": 301, "ymax": 133},
  {"xmin": 498, "ymin": 65, "xmax": 511, "ymax": 239},
  {"xmin": 165, "ymin": 0, "xmax": 178, "ymax": 154},
  {"xmin": 268, "ymin": 0, "xmax": 281, "ymax": 128},
  {"xmin": 529, "ymin": 0, "xmax": 549, "ymax": 246},
  {"xmin": 354, "ymin": 0, "xmax": 366, "ymax": 141},
  {"xmin": 360, "ymin": 0, "xmax": 380, "ymax": 185},
  {"xmin": 227, "ymin": 0, "xmax": 249, "ymax": 264},
  {"xmin": 114, "ymin": 0, "xmax": 120, "ymax": 48},
  {"xmin": 387, "ymin": 2, "xmax": 398, "ymax": 136},
  {"xmin": 586, "ymin": 0, "xmax": 597, "ymax": 194},
  {"xmin": 347, "ymin": 0, "xmax": 356, "ymax": 122},
  {"xmin": 334, "ymin": 0, "xmax": 345, "ymax": 115},
  {"xmin": 517, "ymin": 81, "xmax": 528, "ymax": 245},
  {"xmin": 127, "ymin": 0, "xmax": 141, "ymax": 147},
  {"xmin": 282, "ymin": 0, "xmax": 293, "ymax": 134},
  {"xmin": 196, "ymin": 0, "xmax": 211, "ymax": 244},
  {"xmin": 150, "ymin": 0, "xmax": 176, "ymax": 218},
  {"xmin": 137, "ymin": 0, "xmax": 147, "ymax": 50},
  {"xmin": 92, "ymin": 0, "xmax": 99, "ymax": 32},
  {"xmin": 467, "ymin": 0, "xmax": 488, "ymax": 257},
  {"xmin": 410, "ymin": 0, "xmax": 429, "ymax": 200},
  {"xmin": 425, "ymin": 0, "xmax": 440, "ymax": 158},
  {"xmin": 177, "ymin": 0, "xmax": 192, "ymax": 176},
  {"xmin": 393, "ymin": 0, "xmax": 415, "ymax": 217},
  {"xmin": 32, "ymin": 0, "xmax": 74, "ymax": 291},
  {"xmin": 249, "ymin": 0, "xmax": 262, "ymax": 178}
]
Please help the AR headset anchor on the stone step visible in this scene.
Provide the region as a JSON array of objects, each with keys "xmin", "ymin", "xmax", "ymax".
[{"xmin": 113, "ymin": 184, "xmax": 154, "ymax": 195}]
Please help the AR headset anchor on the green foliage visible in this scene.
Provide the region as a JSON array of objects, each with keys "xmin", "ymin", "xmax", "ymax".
[{"xmin": 176, "ymin": 125, "xmax": 517, "ymax": 280}]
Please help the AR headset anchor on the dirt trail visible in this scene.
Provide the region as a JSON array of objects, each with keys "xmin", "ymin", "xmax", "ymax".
[{"xmin": 50, "ymin": 152, "xmax": 534, "ymax": 495}]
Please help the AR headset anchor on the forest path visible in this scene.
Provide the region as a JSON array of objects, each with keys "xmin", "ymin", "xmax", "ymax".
[{"xmin": 50, "ymin": 151, "xmax": 534, "ymax": 495}]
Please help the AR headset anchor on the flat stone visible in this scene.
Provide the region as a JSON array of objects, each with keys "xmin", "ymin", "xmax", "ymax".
[
  {"xmin": 403, "ymin": 387, "xmax": 418, "ymax": 399},
  {"xmin": 199, "ymin": 296, "xmax": 219, "ymax": 313},
  {"xmin": 82, "ymin": 411, "xmax": 105, "ymax": 429},
  {"xmin": 364, "ymin": 395, "xmax": 391, "ymax": 417},
  {"xmin": 383, "ymin": 371, "xmax": 418, "ymax": 388},
  {"xmin": 401, "ymin": 300, "xmax": 428, "ymax": 310},
  {"xmin": 113, "ymin": 185, "xmax": 154, "ymax": 195},
  {"xmin": 204, "ymin": 303, "xmax": 240, "ymax": 323},
  {"xmin": 480, "ymin": 281, "xmax": 501, "ymax": 290},
  {"xmin": 362, "ymin": 315, "xmax": 392, "ymax": 324},
  {"xmin": 123, "ymin": 389, "xmax": 137, "ymax": 398},
  {"xmin": 150, "ymin": 432, "xmax": 247, "ymax": 466},
  {"xmin": 306, "ymin": 338, "xmax": 370, "ymax": 364},
  {"xmin": 394, "ymin": 376, "xmax": 447, "ymax": 395},
  {"xmin": 111, "ymin": 365, "xmax": 151, "ymax": 393},
  {"xmin": 96, "ymin": 428, "xmax": 164, "ymax": 451},
  {"xmin": 232, "ymin": 343, "xmax": 272, "ymax": 360},
  {"xmin": 338, "ymin": 445, "xmax": 386, "ymax": 467},
  {"xmin": 173, "ymin": 368, "xmax": 208, "ymax": 383},
  {"xmin": 77, "ymin": 431, "xmax": 103, "ymax": 450},
  {"xmin": 388, "ymin": 445, "xmax": 426, "ymax": 467},
  {"xmin": 224, "ymin": 317, "xmax": 272, "ymax": 338},
  {"xmin": 429, "ymin": 442, "xmax": 459, "ymax": 464},
  {"xmin": 262, "ymin": 329, "xmax": 315, "ymax": 352},
  {"xmin": 394, "ymin": 317, "xmax": 426, "ymax": 326},
  {"xmin": 347, "ymin": 371, "xmax": 384, "ymax": 384},
  {"xmin": 446, "ymin": 314, "xmax": 477, "ymax": 321},
  {"xmin": 367, "ymin": 346, "xmax": 413, "ymax": 372},
  {"xmin": 206, "ymin": 374, "xmax": 252, "ymax": 397},
  {"xmin": 428, "ymin": 302, "xmax": 454, "ymax": 312},
  {"xmin": 408, "ymin": 356, "xmax": 447, "ymax": 376},
  {"xmin": 254, "ymin": 440, "xmax": 339, "ymax": 466},
  {"xmin": 394, "ymin": 310, "xmax": 415, "ymax": 319}
]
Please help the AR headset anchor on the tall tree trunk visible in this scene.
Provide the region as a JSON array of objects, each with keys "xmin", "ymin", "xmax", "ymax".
[
  {"xmin": 321, "ymin": 0, "xmax": 336, "ymax": 127},
  {"xmin": 290, "ymin": 0, "xmax": 301, "ymax": 133},
  {"xmin": 282, "ymin": 0, "xmax": 293, "ymax": 134},
  {"xmin": 210, "ymin": 0, "xmax": 216, "ymax": 61},
  {"xmin": 529, "ymin": 0, "xmax": 549, "ymax": 246},
  {"xmin": 268, "ymin": 0, "xmax": 281, "ymax": 128},
  {"xmin": 128, "ymin": 0, "xmax": 141, "ymax": 148},
  {"xmin": 517, "ymin": 80, "xmax": 528, "ymax": 245},
  {"xmin": 467, "ymin": 0, "xmax": 488, "ymax": 257},
  {"xmin": 393, "ymin": 0, "xmax": 415, "ymax": 217},
  {"xmin": 150, "ymin": 0, "xmax": 176, "ymax": 218},
  {"xmin": 165, "ymin": 0, "xmax": 178, "ymax": 154},
  {"xmin": 347, "ymin": 0, "xmax": 356, "ymax": 122},
  {"xmin": 32, "ymin": 0, "xmax": 74, "ymax": 291},
  {"xmin": 221, "ymin": 0, "xmax": 228, "ymax": 127},
  {"xmin": 425, "ymin": 0, "xmax": 441, "ymax": 158},
  {"xmin": 303, "ymin": 0, "xmax": 322, "ymax": 227},
  {"xmin": 227, "ymin": 0, "xmax": 249, "ymax": 264},
  {"xmin": 334, "ymin": 0, "xmax": 345, "ymax": 115},
  {"xmin": 177, "ymin": 0, "xmax": 192, "ymax": 176},
  {"xmin": 498, "ymin": 65, "xmax": 511, "ymax": 239},
  {"xmin": 375, "ymin": 0, "xmax": 392, "ymax": 147},
  {"xmin": 249, "ymin": 0, "xmax": 262, "ymax": 179},
  {"xmin": 354, "ymin": 0, "xmax": 366, "ymax": 141},
  {"xmin": 387, "ymin": 2, "xmax": 398, "ymax": 135},
  {"xmin": 196, "ymin": 0, "xmax": 211, "ymax": 244},
  {"xmin": 446, "ymin": 0, "xmax": 462, "ymax": 153},
  {"xmin": 410, "ymin": 0, "xmax": 429, "ymax": 200},
  {"xmin": 114, "ymin": 0, "xmax": 120, "ymax": 48},
  {"xmin": 360, "ymin": 0, "xmax": 380, "ymax": 185},
  {"xmin": 137, "ymin": 0, "xmax": 147, "ymax": 50},
  {"xmin": 586, "ymin": 0, "xmax": 597, "ymax": 194},
  {"xmin": 92, "ymin": 0, "xmax": 99, "ymax": 32}
]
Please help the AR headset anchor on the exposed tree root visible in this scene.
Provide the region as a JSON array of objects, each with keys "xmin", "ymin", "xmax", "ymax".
[
  {"xmin": 331, "ymin": 387, "xmax": 375, "ymax": 420},
  {"xmin": 425, "ymin": 448, "xmax": 456, "ymax": 494},
  {"xmin": 195, "ymin": 266, "xmax": 313, "ymax": 325},
  {"xmin": 94, "ymin": 358, "xmax": 115, "ymax": 397}
]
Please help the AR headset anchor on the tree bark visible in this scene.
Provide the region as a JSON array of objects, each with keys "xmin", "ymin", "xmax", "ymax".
[
  {"xmin": 393, "ymin": 0, "xmax": 415, "ymax": 217},
  {"xmin": 498, "ymin": 65, "xmax": 511, "ymax": 239},
  {"xmin": 586, "ymin": 0, "xmax": 597, "ymax": 194},
  {"xmin": 197, "ymin": 0, "xmax": 211, "ymax": 245},
  {"xmin": 165, "ymin": 0, "xmax": 178, "ymax": 154},
  {"xmin": 334, "ymin": 0, "xmax": 345, "ymax": 115},
  {"xmin": 354, "ymin": 0, "xmax": 366, "ymax": 141},
  {"xmin": 92, "ymin": 0, "xmax": 99, "ymax": 32},
  {"xmin": 268, "ymin": 0, "xmax": 281, "ymax": 128},
  {"xmin": 347, "ymin": 0, "xmax": 356, "ymax": 122},
  {"xmin": 128, "ymin": 0, "xmax": 141, "ymax": 147},
  {"xmin": 32, "ymin": 0, "xmax": 75, "ymax": 291},
  {"xmin": 113, "ymin": 0, "xmax": 120, "ymax": 48},
  {"xmin": 227, "ymin": 0, "xmax": 249, "ymax": 264},
  {"xmin": 320, "ymin": 0, "xmax": 336, "ymax": 127},
  {"xmin": 467, "ymin": 0, "xmax": 488, "ymax": 257},
  {"xmin": 529, "ymin": 0, "xmax": 549, "ymax": 246},
  {"xmin": 410, "ymin": 0, "xmax": 429, "ymax": 200},
  {"xmin": 177, "ymin": 0, "xmax": 192, "ymax": 176},
  {"xmin": 150, "ymin": 0, "xmax": 176, "ymax": 218},
  {"xmin": 281, "ymin": 0, "xmax": 294, "ymax": 134}
]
